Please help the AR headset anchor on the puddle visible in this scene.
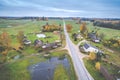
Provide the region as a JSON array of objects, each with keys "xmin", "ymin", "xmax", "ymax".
[{"xmin": 28, "ymin": 57, "xmax": 70, "ymax": 80}]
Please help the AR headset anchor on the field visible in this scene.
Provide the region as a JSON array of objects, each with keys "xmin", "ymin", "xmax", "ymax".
[
  {"xmin": 0, "ymin": 19, "xmax": 76, "ymax": 80},
  {"xmin": 83, "ymin": 58, "xmax": 106, "ymax": 80},
  {"xmin": 0, "ymin": 50, "xmax": 76, "ymax": 80},
  {"xmin": 65, "ymin": 20, "xmax": 120, "ymax": 41},
  {"xmin": 87, "ymin": 22, "xmax": 120, "ymax": 40},
  {"xmin": 0, "ymin": 19, "xmax": 63, "ymax": 55}
]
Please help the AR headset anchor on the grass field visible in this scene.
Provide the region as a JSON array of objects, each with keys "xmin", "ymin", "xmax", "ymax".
[
  {"xmin": 52, "ymin": 50, "xmax": 77, "ymax": 80},
  {"xmin": 83, "ymin": 58, "xmax": 106, "ymax": 80},
  {"xmin": 65, "ymin": 20, "xmax": 120, "ymax": 44},
  {"xmin": 54, "ymin": 64, "xmax": 69, "ymax": 80},
  {"xmin": 0, "ymin": 54, "xmax": 46, "ymax": 80},
  {"xmin": 0, "ymin": 19, "xmax": 63, "ymax": 55},
  {"xmin": 86, "ymin": 22, "xmax": 120, "ymax": 40},
  {"xmin": 0, "ymin": 50, "xmax": 76, "ymax": 80}
]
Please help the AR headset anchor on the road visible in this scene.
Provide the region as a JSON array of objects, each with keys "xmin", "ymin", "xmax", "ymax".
[{"xmin": 63, "ymin": 20, "xmax": 94, "ymax": 80}]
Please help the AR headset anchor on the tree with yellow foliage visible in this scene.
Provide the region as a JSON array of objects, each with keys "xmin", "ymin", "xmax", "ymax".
[
  {"xmin": 95, "ymin": 62, "xmax": 101, "ymax": 70},
  {"xmin": 66, "ymin": 24, "xmax": 72, "ymax": 32},
  {"xmin": 80, "ymin": 22, "xmax": 88, "ymax": 38},
  {"xmin": 0, "ymin": 31, "xmax": 11, "ymax": 48},
  {"xmin": 0, "ymin": 31, "xmax": 11, "ymax": 55},
  {"xmin": 89, "ymin": 52, "xmax": 96, "ymax": 60},
  {"xmin": 17, "ymin": 31, "xmax": 24, "ymax": 46},
  {"xmin": 80, "ymin": 22, "xmax": 87, "ymax": 34}
]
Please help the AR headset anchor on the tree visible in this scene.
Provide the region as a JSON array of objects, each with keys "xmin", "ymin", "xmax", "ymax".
[
  {"xmin": 0, "ymin": 32, "xmax": 11, "ymax": 55},
  {"xmin": 95, "ymin": 62, "xmax": 101, "ymax": 70},
  {"xmin": 66, "ymin": 24, "xmax": 72, "ymax": 32},
  {"xmin": 17, "ymin": 31, "xmax": 24, "ymax": 46},
  {"xmin": 0, "ymin": 31, "xmax": 11, "ymax": 48},
  {"xmin": 80, "ymin": 22, "xmax": 87, "ymax": 34},
  {"xmin": 89, "ymin": 52, "xmax": 96, "ymax": 60},
  {"xmin": 80, "ymin": 22, "xmax": 88, "ymax": 38}
]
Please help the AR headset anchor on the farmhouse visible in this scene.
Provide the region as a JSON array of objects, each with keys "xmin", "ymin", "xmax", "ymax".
[
  {"xmin": 34, "ymin": 39, "xmax": 43, "ymax": 47},
  {"xmin": 88, "ymin": 33, "xmax": 100, "ymax": 43},
  {"xmin": 42, "ymin": 42, "xmax": 58, "ymax": 49},
  {"xmin": 80, "ymin": 43, "xmax": 99, "ymax": 53},
  {"xmin": 23, "ymin": 40, "xmax": 31, "ymax": 45}
]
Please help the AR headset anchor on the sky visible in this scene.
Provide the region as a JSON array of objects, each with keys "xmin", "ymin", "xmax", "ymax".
[{"xmin": 0, "ymin": 0, "xmax": 120, "ymax": 18}]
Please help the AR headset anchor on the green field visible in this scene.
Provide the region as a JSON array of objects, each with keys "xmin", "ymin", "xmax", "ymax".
[
  {"xmin": 0, "ymin": 19, "xmax": 63, "ymax": 54},
  {"xmin": 86, "ymin": 22, "xmax": 120, "ymax": 40},
  {"xmin": 83, "ymin": 58, "xmax": 106, "ymax": 80},
  {"xmin": 0, "ymin": 50, "xmax": 76, "ymax": 80},
  {"xmin": 65, "ymin": 20, "xmax": 120, "ymax": 42}
]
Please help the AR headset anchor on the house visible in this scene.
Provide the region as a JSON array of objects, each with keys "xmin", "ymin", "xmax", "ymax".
[
  {"xmin": 76, "ymin": 34, "xmax": 83, "ymax": 40},
  {"xmin": 42, "ymin": 42, "xmax": 58, "ymax": 49},
  {"xmin": 34, "ymin": 39, "xmax": 43, "ymax": 47},
  {"xmin": 88, "ymin": 33, "xmax": 100, "ymax": 43},
  {"xmin": 23, "ymin": 39, "xmax": 31, "ymax": 45},
  {"xmin": 80, "ymin": 43, "xmax": 99, "ymax": 53},
  {"xmin": 55, "ymin": 40, "xmax": 62, "ymax": 46}
]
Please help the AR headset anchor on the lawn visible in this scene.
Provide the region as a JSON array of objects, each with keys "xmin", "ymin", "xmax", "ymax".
[
  {"xmin": 54, "ymin": 64, "xmax": 69, "ymax": 80},
  {"xmin": 83, "ymin": 58, "xmax": 106, "ymax": 80}
]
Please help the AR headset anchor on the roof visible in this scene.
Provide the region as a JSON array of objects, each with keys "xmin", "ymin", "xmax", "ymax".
[
  {"xmin": 34, "ymin": 39, "xmax": 43, "ymax": 46},
  {"xmin": 88, "ymin": 33, "xmax": 100, "ymax": 40},
  {"xmin": 84, "ymin": 43, "xmax": 98, "ymax": 50}
]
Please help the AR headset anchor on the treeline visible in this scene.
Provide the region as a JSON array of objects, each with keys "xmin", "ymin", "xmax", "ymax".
[{"xmin": 93, "ymin": 21, "xmax": 120, "ymax": 30}]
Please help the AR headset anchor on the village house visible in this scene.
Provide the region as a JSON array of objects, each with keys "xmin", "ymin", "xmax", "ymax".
[
  {"xmin": 80, "ymin": 43, "xmax": 100, "ymax": 53},
  {"xmin": 34, "ymin": 39, "xmax": 43, "ymax": 47},
  {"xmin": 88, "ymin": 33, "xmax": 100, "ymax": 43},
  {"xmin": 23, "ymin": 39, "xmax": 31, "ymax": 45},
  {"xmin": 42, "ymin": 42, "xmax": 58, "ymax": 49}
]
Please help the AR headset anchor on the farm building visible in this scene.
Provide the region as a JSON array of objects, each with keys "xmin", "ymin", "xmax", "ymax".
[
  {"xmin": 88, "ymin": 33, "xmax": 100, "ymax": 43},
  {"xmin": 80, "ymin": 43, "xmax": 99, "ymax": 53}
]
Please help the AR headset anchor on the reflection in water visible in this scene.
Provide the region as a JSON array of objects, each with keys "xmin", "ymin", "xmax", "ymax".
[{"xmin": 28, "ymin": 57, "xmax": 70, "ymax": 80}]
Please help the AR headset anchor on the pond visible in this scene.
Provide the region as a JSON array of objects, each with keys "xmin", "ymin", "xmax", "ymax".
[
  {"xmin": 36, "ymin": 34, "xmax": 46, "ymax": 38},
  {"xmin": 28, "ymin": 57, "xmax": 71, "ymax": 80}
]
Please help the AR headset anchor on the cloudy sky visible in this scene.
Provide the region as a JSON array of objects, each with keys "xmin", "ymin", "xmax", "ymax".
[{"xmin": 0, "ymin": 0, "xmax": 120, "ymax": 18}]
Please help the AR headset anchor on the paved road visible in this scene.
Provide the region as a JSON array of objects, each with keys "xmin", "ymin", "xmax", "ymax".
[{"xmin": 63, "ymin": 20, "xmax": 94, "ymax": 80}]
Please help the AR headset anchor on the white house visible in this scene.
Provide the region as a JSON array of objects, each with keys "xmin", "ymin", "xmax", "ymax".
[{"xmin": 80, "ymin": 43, "xmax": 99, "ymax": 53}]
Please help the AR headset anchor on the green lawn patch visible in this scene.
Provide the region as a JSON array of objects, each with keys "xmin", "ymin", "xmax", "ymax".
[
  {"xmin": 0, "ymin": 55, "xmax": 46, "ymax": 80},
  {"xmin": 83, "ymin": 58, "xmax": 106, "ymax": 80},
  {"xmin": 54, "ymin": 64, "xmax": 69, "ymax": 80}
]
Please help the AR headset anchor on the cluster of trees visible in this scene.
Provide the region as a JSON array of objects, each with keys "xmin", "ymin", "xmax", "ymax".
[
  {"xmin": 80, "ymin": 22, "xmax": 88, "ymax": 37},
  {"xmin": 0, "ymin": 31, "xmax": 25, "ymax": 63},
  {"xmin": 32, "ymin": 17, "xmax": 48, "ymax": 21},
  {"xmin": 103, "ymin": 38, "xmax": 120, "ymax": 49},
  {"xmin": 93, "ymin": 21, "xmax": 120, "ymax": 30},
  {"xmin": 0, "ymin": 32, "xmax": 11, "ymax": 62},
  {"xmin": 66, "ymin": 24, "xmax": 72, "ymax": 32},
  {"xmin": 0, "ymin": 32, "xmax": 11, "ymax": 54},
  {"xmin": 89, "ymin": 52, "xmax": 101, "ymax": 70},
  {"xmin": 42, "ymin": 23, "xmax": 62, "ymax": 32}
]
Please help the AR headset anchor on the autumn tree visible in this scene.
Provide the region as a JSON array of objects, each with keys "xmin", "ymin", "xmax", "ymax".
[
  {"xmin": 80, "ymin": 22, "xmax": 88, "ymax": 38},
  {"xmin": 95, "ymin": 62, "xmax": 101, "ymax": 70},
  {"xmin": 66, "ymin": 24, "xmax": 72, "ymax": 32},
  {"xmin": 0, "ymin": 32, "xmax": 11, "ymax": 55},
  {"xmin": 80, "ymin": 22, "xmax": 86, "ymax": 33},
  {"xmin": 89, "ymin": 52, "xmax": 96, "ymax": 60},
  {"xmin": 17, "ymin": 31, "xmax": 24, "ymax": 46}
]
